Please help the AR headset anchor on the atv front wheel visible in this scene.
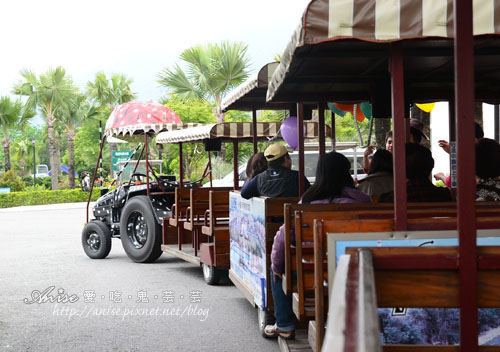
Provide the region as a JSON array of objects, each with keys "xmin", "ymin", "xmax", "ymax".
[{"xmin": 82, "ymin": 220, "xmax": 112, "ymax": 259}]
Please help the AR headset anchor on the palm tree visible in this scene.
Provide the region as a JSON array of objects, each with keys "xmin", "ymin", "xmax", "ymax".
[
  {"xmin": 87, "ymin": 72, "xmax": 136, "ymax": 108},
  {"xmin": 60, "ymin": 94, "xmax": 100, "ymax": 188},
  {"xmin": 0, "ymin": 96, "xmax": 34, "ymax": 171},
  {"xmin": 87, "ymin": 72, "xmax": 136, "ymax": 176},
  {"xmin": 157, "ymin": 41, "xmax": 251, "ymax": 124},
  {"xmin": 13, "ymin": 67, "xmax": 77, "ymax": 190},
  {"xmin": 11, "ymin": 139, "xmax": 33, "ymax": 177}
]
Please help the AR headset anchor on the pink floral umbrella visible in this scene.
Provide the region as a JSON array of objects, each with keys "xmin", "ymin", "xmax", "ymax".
[{"xmin": 105, "ymin": 101, "xmax": 182, "ymax": 137}]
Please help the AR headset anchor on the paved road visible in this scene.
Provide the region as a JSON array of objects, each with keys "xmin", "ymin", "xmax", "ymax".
[{"xmin": 0, "ymin": 203, "xmax": 279, "ymax": 352}]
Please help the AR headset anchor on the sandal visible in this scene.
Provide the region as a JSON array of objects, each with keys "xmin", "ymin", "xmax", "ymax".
[{"xmin": 263, "ymin": 324, "xmax": 295, "ymax": 340}]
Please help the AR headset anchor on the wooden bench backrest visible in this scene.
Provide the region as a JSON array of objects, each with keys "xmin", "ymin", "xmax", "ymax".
[
  {"xmin": 207, "ymin": 190, "xmax": 230, "ymax": 227},
  {"xmin": 172, "ymin": 188, "xmax": 192, "ymax": 221},
  {"xmin": 284, "ymin": 204, "xmax": 500, "ymax": 295}
]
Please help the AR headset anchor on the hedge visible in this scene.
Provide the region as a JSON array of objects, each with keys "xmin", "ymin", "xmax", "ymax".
[{"xmin": 0, "ymin": 189, "xmax": 101, "ymax": 208}]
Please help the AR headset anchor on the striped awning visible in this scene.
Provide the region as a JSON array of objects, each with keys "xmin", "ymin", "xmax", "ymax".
[
  {"xmin": 267, "ymin": 0, "xmax": 500, "ymax": 103},
  {"xmin": 155, "ymin": 122, "xmax": 332, "ymax": 144},
  {"xmin": 105, "ymin": 123, "xmax": 200, "ymax": 138},
  {"xmin": 221, "ymin": 62, "xmax": 288, "ymax": 112}
]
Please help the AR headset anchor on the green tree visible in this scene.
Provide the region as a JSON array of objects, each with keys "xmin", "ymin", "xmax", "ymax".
[
  {"xmin": 86, "ymin": 72, "xmax": 136, "ymax": 176},
  {"xmin": 0, "ymin": 96, "xmax": 34, "ymax": 171},
  {"xmin": 12, "ymin": 67, "xmax": 77, "ymax": 190},
  {"xmin": 158, "ymin": 41, "xmax": 251, "ymax": 124},
  {"xmin": 0, "ymin": 170, "xmax": 25, "ymax": 192}
]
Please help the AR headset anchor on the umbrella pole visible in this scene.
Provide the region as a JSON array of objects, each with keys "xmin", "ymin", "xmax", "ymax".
[
  {"xmin": 87, "ymin": 135, "xmax": 106, "ymax": 223},
  {"xmin": 145, "ymin": 134, "xmax": 150, "ymax": 197},
  {"xmin": 99, "ymin": 120, "xmax": 103, "ymax": 194}
]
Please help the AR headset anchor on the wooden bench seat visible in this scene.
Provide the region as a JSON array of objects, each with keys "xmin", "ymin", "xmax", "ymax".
[{"xmin": 314, "ymin": 214, "xmax": 500, "ymax": 352}]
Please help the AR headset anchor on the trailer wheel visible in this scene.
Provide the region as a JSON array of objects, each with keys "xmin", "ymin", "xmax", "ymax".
[
  {"xmin": 81, "ymin": 220, "xmax": 112, "ymax": 259},
  {"xmin": 202, "ymin": 263, "xmax": 223, "ymax": 285},
  {"xmin": 120, "ymin": 196, "xmax": 162, "ymax": 263},
  {"xmin": 258, "ymin": 306, "xmax": 276, "ymax": 337}
]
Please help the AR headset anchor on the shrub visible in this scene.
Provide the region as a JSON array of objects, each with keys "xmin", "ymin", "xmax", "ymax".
[
  {"xmin": 0, "ymin": 170, "xmax": 25, "ymax": 192},
  {"xmin": 0, "ymin": 189, "xmax": 100, "ymax": 208}
]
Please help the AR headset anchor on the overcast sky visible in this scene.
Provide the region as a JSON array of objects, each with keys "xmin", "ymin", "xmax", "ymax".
[{"xmin": 0, "ymin": 0, "xmax": 310, "ymax": 103}]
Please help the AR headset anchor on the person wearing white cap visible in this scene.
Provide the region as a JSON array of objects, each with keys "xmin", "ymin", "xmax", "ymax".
[{"xmin": 241, "ymin": 144, "xmax": 310, "ymax": 199}]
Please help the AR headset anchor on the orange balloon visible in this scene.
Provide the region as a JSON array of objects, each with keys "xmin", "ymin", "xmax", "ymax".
[
  {"xmin": 334, "ymin": 103, "xmax": 354, "ymax": 113},
  {"xmin": 334, "ymin": 103, "xmax": 366, "ymax": 121},
  {"xmin": 356, "ymin": 104, "xmax": 366, "ymax": 122}
]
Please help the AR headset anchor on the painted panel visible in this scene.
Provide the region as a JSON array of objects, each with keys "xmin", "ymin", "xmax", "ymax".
[{"xmin": 229, "ymin": 192, "xmax": 267, "ymax": 309}]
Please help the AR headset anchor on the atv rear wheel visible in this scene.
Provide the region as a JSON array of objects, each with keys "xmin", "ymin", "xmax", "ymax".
[{"xmin": 120, "ymin": 196, "xmax": 162, "ymax": 263}]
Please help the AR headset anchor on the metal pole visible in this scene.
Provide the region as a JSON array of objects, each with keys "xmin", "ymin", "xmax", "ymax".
[
  {"xmin": 495, "ymin": 105, "xmax": 499, "ymax": 142},
  {"xmin": 297, "ymin": 103, "xmax": 305, "ymax": 197},
  {"xmin": 454, "ymin": 1, "xmax": 477, "ymax": 350},
  {"xmin": 208, "ymin": 151, "xmax": 213, "ymax": 187},
  {"xmin": 233, "ymin": 141, "xmax": 239, "ymax": 190},
  {"xmin": 318, "ymin": 103, "xmax": 326, "ymax": 156},
  {"xmin": 32, "ymin": 139, "xmax": 36, "ymax": 186},
  {"xmin": 179, "ymin": 142, "xmax": 183, "ymax": 188},
  {"xmin": 390, "ymin": 43, "xmax": 408, "ymax": 231},
  {"xmin": 330, "ymin": 109, "xmax": 336, "ymax": 151},
  {"xmin": 252, "ymin": 108, "xmax": 258, "ymax": 154}
]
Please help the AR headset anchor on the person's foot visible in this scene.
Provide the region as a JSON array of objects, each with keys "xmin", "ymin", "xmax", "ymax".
[{"xmin": 263, "ymin": 324, "xmax": 295, "ymax": 340}]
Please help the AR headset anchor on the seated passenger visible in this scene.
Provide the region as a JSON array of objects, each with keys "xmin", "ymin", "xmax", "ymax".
[
  {"xmin": 241, "ymin": 144, "xmax": 310, "ymax": 199},
  {"xmin": 434, "ymin": 121, "xmax": 484, "ymax": 187},
  {"xmin": 358, "ymin": 149, "xmax": 393, "ymax": 197},
  {"xmin": 245, "ymin": 152, "xmax": 268, "ymax": 181},
  {"xmin": 380, "ymin": 143, "xmax": 452, "ymax": 202},
  {"xmin": 264, "ymin": 152, "xmax": 370, "ymax": 340},
  {"xmin": 476, "ymin": 138, "xmax": 500, "ymax": 201},
  {"xmin": 363, "ymin": 119, "xmax": 425, "ymax": 171}
]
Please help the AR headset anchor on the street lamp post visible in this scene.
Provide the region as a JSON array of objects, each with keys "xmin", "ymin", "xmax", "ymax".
[{"xmin": 32, "ymin": 138, "xmax": 36, "ymax": 186}]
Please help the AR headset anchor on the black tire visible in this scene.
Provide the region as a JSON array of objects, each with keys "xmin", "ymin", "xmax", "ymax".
[
  {"xmin": 81, "ymin": 220, "xmax": 112, "ymax": 259},
  {"xmin": 120, "ymin": 196, "xmax": 162, "ymax": 263},
  {"xmin": 258, "ymin": 306, "xmax": 276, "ymax": 338},
  {"xmin": 202, "ymin": 263, "xmax": 223, "ymax": 285}
]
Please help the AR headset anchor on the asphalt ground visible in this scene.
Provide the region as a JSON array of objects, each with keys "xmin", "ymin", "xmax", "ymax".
[{"xmin": 0, "ymin": 203, "xmax": 279, "ymax": 352}]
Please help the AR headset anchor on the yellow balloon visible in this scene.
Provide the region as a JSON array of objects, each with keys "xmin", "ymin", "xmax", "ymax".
[{"xmin": 416, "ymin": 103, "xmax": 436, "ymax": 113}]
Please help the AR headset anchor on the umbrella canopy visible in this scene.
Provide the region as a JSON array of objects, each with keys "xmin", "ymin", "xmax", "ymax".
[{"xmin": 105, "ymin": 101, "xmax": 182, "ymax": 137}]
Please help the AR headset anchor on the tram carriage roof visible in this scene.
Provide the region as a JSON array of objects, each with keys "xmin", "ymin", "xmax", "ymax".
[
  {"xmin": 266, "ymin": 0, "xmax": 500, "ymax": 105},
  {"xmin": 155, "ymin": 121, "xmax": 331, "ymax": 144},
  {"xmin": 221, "ymin": 62, "xmax": 288, "ymax": 112}
]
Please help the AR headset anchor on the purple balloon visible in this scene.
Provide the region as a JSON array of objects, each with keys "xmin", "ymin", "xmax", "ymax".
[{"xmin": 280, "ymin": 116, "xmax": 304, "ymax": 149}]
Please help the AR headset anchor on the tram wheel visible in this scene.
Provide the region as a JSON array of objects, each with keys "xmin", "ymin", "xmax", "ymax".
[{"xmin": 202, "ymin": 263, "xmax": 222, "ymax": 285}]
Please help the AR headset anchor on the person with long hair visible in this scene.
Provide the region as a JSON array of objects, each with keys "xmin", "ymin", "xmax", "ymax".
[
  {"xmin": 245, "ymin": 152, "xmax": 268, "ymax": 181},
  {"xmin": 358, "ymin": 149, "xmax": 393, "ymax": 197},
  {"xmin": 264, "ymin": 152, "xmax": 370, "ymax": 340}
]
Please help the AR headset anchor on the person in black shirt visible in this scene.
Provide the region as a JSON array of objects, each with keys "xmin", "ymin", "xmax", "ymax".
[{"xmin": 241, "ymin": 144, "xmax": 310, "ymax": 199}]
